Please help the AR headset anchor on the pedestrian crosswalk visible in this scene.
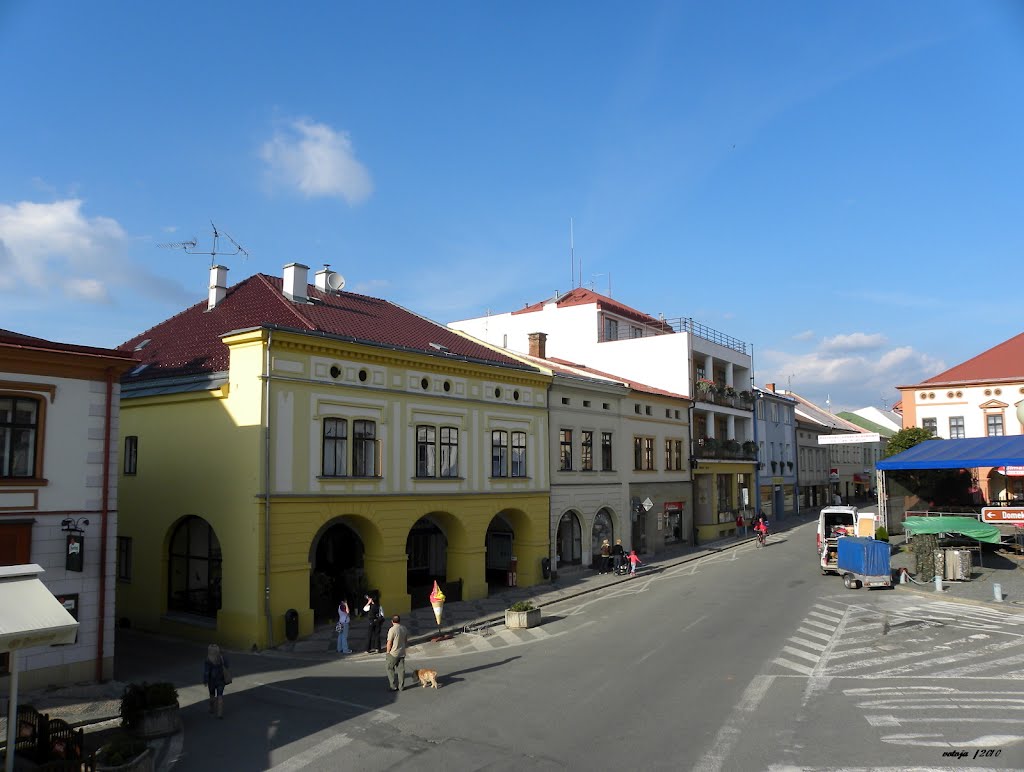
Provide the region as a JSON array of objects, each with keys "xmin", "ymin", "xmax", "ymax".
[{"xmin": 771, "ymin": 597, "xmax": 1024, "ymax": 679}]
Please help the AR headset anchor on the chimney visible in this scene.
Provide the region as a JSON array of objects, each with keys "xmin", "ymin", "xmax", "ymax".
[
  {"xmin": 528, "ymin": 332, "xmax": 547, "ymax": 359},
  {"xmin": 283, "ymin": 262, "xmax": 309, "ymax": 303},
  {"xmin": 314, "ymin": 265, "xmax": 332, "ymax": 293},
  {"xmin": 765, "ymin": 383, "xmax": 776, "ymax": 393},
  {"xmin": 208, "ymin": 264, "xmax": 228, "ymax": 310}
]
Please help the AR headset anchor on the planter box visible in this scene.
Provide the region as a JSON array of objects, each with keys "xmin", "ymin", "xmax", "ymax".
[
  {"xmin": 133, "ymin": 705, "xmax": 180, "ymax": 739},
  {"xmin": 505, "ymin": 608, "xmax": 541, "ymax": 629},
  {"xmin": 97, "ymin": 746, "xmax": 155, "ymax": 772}
]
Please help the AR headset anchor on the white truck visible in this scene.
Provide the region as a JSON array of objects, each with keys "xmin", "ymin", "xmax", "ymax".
[{"xmin": 817, "ymin": 505, "xmax": 877, "ymax": 574}]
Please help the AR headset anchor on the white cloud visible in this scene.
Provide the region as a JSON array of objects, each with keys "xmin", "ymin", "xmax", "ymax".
[
  {"xmin": 0, "ymin": 199, "xmax": 124, "ymax": 299},
  {"xmin": 793, "ymin": 329, "xmax": 815, "ymax": 342},
  {"xmin": 820, "ymin": 332, "xmax": 887, "ymax": 353},
  {"xmin": 759, "ymin": 342, "xmax": 945, "ymax": 412},
  {"xmin": 0, "ymin": 198, "xmax": 194, "ymax": 307},
  {"xmin": 260, "ymin": 118, "xmax": 373, "ymax": 204}
]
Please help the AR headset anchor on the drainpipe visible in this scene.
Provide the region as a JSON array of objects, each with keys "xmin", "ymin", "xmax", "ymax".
[
  {"xmin": 752, "ymin": 392, "xmax": 761, "ymax": 518},
  {"xmin": 96, "ymin": 367, "xmax": 114, "ymax": 682},
  {"xmin": 686, "ymin": 399, "xmax": 697, "ymax": 545},
  {"xmin": 263, "ymin": 330, "xmax": 274, "ymax": 648}
]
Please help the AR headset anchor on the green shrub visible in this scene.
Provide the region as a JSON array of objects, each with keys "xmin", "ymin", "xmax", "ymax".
[
  {"xmin": 97, "ymin": 736, "xmax": 147, "ymax": 766},
  {"xmin": 875, "ymin": 526, "xmax": 889, "ymax": 542},
  {"xmin": 119, "ymin": 682, "xmax": 179, "ymax": 730},
  {"xmin": 508, "ymin": 600, "xmax": 535, "ymax": 612}
]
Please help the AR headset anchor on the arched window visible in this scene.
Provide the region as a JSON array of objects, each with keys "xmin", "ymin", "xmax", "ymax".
[
  {"xmin": 168, "ymin": 516, "xmax": 222, "ymax": 618},
  {"xmin": 592, "ymin": 509, "xmax": 613, "ymax": 557}
]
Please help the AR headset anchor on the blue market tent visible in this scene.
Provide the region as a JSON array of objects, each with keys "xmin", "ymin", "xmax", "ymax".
[{"xmin": 876, "ymin": 436, "xmax": 1024, "ymax": 470}]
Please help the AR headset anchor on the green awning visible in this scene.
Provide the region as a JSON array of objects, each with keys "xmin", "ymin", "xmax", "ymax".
[{"xmin": 902, "ymin": 516, "xmax": 1003, "ymax": 544}]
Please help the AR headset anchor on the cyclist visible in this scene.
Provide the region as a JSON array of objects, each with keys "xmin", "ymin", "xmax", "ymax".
[{"xmin": 754, "ymin": 514, "xmax": 769, "ymax": 546}]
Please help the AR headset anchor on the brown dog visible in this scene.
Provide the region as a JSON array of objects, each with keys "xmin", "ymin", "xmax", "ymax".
[{"xmin": 414, "ymin": 668, "xmax": 439, "ymax": 689}]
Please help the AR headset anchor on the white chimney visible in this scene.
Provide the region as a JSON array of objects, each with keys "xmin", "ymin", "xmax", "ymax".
[
  {"xmin": 314, "ymin": 265, "xmax": 332, "ymax": 292},
  {"xmin": 208, "ymin": 264, "xmax": 228, "ymax": 310},
  {"xmin": 283, "ymin": 262, "xmax": 309, "ymax": 303}
]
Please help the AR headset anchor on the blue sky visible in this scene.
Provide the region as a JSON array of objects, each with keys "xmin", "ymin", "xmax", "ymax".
[{"xmin": 2, "ymin": 1, "xmax": 1022, "ymax": 412}]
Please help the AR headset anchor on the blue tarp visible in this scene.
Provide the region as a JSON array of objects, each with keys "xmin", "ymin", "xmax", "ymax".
[
  {"xmin": 837, "ymin": 536, "xmax": 891, "ymax": 577},
  {"xmin": 876, "ymin": 436, "xmax": 1024, "ymax": 470}
]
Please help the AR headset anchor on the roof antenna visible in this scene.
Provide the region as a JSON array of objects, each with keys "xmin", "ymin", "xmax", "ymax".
[
  {"xmin": 159, "ymin": 220, "xmax": 249, "ymax": 267},
  {"xmin": 569, "ymin": 217, "xmax": 575, "ymax": 289}
]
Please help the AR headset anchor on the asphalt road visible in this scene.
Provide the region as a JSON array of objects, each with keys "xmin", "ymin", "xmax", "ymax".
[{"xmin": 167, "ymin": 521, "xmax": 1024, "ymax": 771}]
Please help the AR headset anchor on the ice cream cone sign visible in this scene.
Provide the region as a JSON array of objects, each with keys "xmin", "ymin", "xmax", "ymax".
[{"xmin": 429, "ymin": 580, "xmax": 446, "ymax": 626}]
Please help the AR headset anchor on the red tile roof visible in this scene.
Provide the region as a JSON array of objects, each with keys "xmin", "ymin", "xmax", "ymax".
[
  {"xmin": 511, "ymin": 288, "xmax": 673, "ymax": 331},
  {"xmin": 119, "ymin": 274, "xmax": 534, "ymax": 381},
  {"xmin": 0, "ymin": 328, "xmax": 136, "ymax": 362},
  {"xmin": 544, "ymin": 356, "xmax": 690, "ymax": 401},
  {"xmin": 912, "ymin": 331, "xmax": 1024, "ymax": 386}
]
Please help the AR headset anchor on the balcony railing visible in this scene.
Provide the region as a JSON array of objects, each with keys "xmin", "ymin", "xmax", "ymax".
[
  {"xmin": 693, "ymin": 438, "xmax": 758, "ymax": 462},
  {"xmin": 693, "ymin": 390, "xmax": 754, "ymax": 410},
  {"xmin": 598, "ymin": 316, "xmax": 749, "ymax": 354}
]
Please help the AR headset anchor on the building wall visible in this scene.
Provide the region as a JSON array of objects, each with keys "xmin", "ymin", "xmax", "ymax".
[
  {"xmin": 1, "ymin": 362, "xmax": 125, "ymax": 692},
  {"xmin": 117, "ymin": 329, "xmax": 553, "ymax": 650}
]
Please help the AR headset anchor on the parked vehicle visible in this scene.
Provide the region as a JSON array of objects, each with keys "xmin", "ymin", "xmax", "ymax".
[
  {"xmin": 817, "ymin": 505, "xmax": 858, "ymax": 574},
  {"xmin": 836, "ymin": 536, "xmax": 892, "ymax": 590}
]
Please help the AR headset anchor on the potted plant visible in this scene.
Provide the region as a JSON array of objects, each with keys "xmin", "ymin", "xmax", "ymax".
[
  {"xmin": 723, "ymin": 385, "xmax": 737, "ymax": 399},
  {"xmin": 723, "ymin": 439, "xmax": 740, "ymax": 455},
  {"xmin": 700, "ymin": 437, "xmax": 719, "ymax": 455},
  {"xmin": 786, "ymin": 460, "xmax": 794, "ymax": 471},
  {"xmin": 120, "ymin": 682, "xmax": 180, "ymax": 739},
  {"xmin": 739, "ymin": 390, "xmax": 752, "ymax": 404},
  {"xmin": 96, "ymin": 736, "xmax": 153, "ymax": 772},
  {"xmin": 742, "ymin": 441, "xmax": 758, "ymax": 456},
  {"xmin": 505, "ymin": 600, "xmax": 541, "ymax": 629},
  {"xmin": 770, "ymin": 460, "xmax": 778, "ymax": 472},
  {"xmin": 695, "ymin": 378, "xmax": 715, "ymax": 401}
]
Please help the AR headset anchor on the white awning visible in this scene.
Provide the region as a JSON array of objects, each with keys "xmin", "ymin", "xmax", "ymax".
[{"xmin": 0, "ymin": 564, "xmax": 79, "ymax": 653}]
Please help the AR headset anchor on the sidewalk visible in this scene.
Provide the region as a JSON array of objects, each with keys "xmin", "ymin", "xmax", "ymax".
[{"xmin": 4, "ymin": 507, "xmax": 1021, "ymax": 769}]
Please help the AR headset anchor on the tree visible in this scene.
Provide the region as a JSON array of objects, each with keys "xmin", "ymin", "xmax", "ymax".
[
  {"xmin": 884, "ymin": 428, "xmax": 974, "ymax": 507},
  {"xmin": 883, "ymin": 427, "xmax": 939, "ymax": 458}
]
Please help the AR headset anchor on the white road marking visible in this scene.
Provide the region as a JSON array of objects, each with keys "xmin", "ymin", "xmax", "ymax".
[
  {"xmin": 772, "ymin": 657, "xmax": 815, "ymax": 675},
  {"xmin": 797, "ymin": 627, "xmax": 834, "ymax": 642},
  {"xmin": 800, "ymin": 619, "xmax": 839, "ymax": 633},
  {"xmin": 259, "ymin": 682, "xmax": 399, "ymax": 723},
  {"xmin": 693, "ymin": 674, "xmax": 776, "ymax": 772},
  {"xmin": 781, "ymin": 645, "xmax": 821, "ymax": 663},
  {"xmin": 788, "ymin": 636, "xmax": 828, "ymax": 651},
  {"xmin": 267, "ymin": 733, "xmax": 354, "ymax": 772}
]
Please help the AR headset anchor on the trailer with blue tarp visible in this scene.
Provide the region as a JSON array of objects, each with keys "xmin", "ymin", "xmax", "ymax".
[{"xmin": 836, "ymin": 536, "xmax": 892, "ymax": 590}]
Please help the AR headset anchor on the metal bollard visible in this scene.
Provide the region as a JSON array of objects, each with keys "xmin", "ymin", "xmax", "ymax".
[
  {"xmin": 993, "ymin": 583, "xmax": 1003, "ymax": 602},
  {"xmin": 934, "ymin": 575, "xmax": 943, "ymax": 592}
]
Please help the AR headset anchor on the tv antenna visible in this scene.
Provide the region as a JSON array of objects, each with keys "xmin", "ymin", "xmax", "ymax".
[{"xmin": 159, "ymin": 221, "xmax": 249, "ymax": 266}]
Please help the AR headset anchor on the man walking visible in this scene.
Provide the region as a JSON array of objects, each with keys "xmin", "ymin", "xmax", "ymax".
[{"xmin": 385, "ymin": 614, "xmax": 409, "ymax": 692}]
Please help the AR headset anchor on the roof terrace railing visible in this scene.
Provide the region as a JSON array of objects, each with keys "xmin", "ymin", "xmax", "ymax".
[{"xmin": 599, "ymin": 315, "xmax": 748, "ymax": 354}]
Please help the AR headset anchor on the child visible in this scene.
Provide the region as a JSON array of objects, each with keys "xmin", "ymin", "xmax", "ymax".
[{"xmin": 627, "ymin": 549, "xmax": 643, "ymax": 577}]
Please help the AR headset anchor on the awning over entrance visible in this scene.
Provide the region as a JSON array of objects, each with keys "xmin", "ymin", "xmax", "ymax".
[
  {"xmin": 876, "ymin": 436, "xmax": 1024, "ymax": 471},
  {"xmin": 0, "ymin": 564, "xmax": 78, "ymax": 652}
]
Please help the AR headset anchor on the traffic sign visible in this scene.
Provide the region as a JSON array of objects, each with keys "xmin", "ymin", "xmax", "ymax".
[
  {"xmin": 981, "ymin": 507, "xmax": 1024, "ymax": 524},
  {"xmin": 642, "ymin": 497, "xmax": 654, "ymax": 512}
]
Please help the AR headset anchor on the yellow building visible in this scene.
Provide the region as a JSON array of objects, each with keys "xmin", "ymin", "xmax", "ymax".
[{"xmin": 117, "ymin": 264, "xmax": 550, "ymax": 650}]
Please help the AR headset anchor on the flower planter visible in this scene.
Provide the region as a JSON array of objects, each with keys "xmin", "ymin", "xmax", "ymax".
[
  {"xmin": 96, "ymin": 746, "xmax": 154, "ymax": 772},
  {"xmin": 133, "ymin": 706, "xmax": 180, "ymax": 739},
  {"xmin": 504, "ymin": 608, "xmax": 542, "ymax": 629}
]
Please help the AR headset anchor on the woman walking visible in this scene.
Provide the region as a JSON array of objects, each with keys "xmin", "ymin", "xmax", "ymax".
[{"xmin": 203, "ymin": 643, "xmax": 230, "ymax": 719}]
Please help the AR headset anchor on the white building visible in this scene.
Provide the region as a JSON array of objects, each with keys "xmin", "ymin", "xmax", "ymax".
[
  {"xmin": 0, "ymin": 329, "xmax": 135, "ymax": 691},
  {"xmin": 451, "ymin": 288, "xmax": 751, "ymax": 544},
  {"xmin": 897, "ymin": 331, "xmax": 1024, "ymax": 503}
]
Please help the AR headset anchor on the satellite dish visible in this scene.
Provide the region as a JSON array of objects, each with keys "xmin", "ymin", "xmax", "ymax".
[{"xmin": 326, "ymin": 272, "xmax": 346, "ymax": 291}]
